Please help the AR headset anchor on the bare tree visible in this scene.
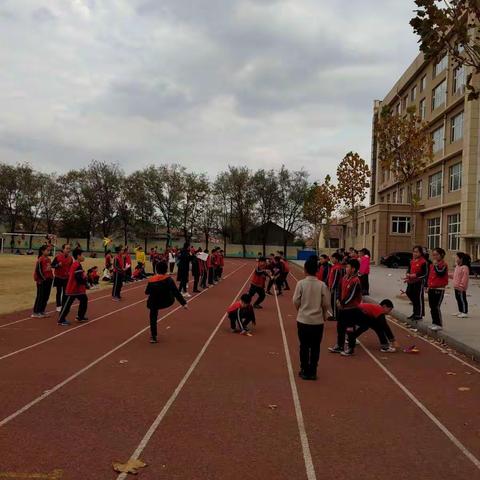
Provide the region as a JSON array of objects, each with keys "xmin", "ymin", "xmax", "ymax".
[
  {"xmin": 179, "ymin": 172, "xmax": 209, "ymax": 242},
  {"xmin": 40, "ymin": 174, "xmax": 66, "ymax": 234}
]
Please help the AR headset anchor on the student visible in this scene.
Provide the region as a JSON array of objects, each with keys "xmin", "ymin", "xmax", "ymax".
[
  {"xmin": 453, "ymin": 252, "xmax": 470, "ymax": 318},
  {"xmin": 124, "ymin": 247, "xmax": 133, "ymax": 283},
  {"xmin": 405, "ymin": 246, "xmax": 428, "ymax": 321},
  {"xmin": 168, "ymin": 249, "xmax": 176, "ymax": 274},
  {"xmin": 293, "ymin": 256, "xmax": 331, "ymax": 380},
  {"xmin": 51, "ymin": 244, "xmax": 73, "ymax": 312},
  {"xmin": 227, "ymin": 294, "xmax": 256, "ymax": 335},
  {"xmin": 427, "ymin": 247, "xmax": 448, "ymax": 331},
  {"xmin": 327, "ymin": 252, "xmax": 344, "ymax": 320},
  {"xmin": 217, "ymin": 249, "xmax": 225, "ymax": 281},
  {"xmin": 357, "ymin": 300, "xmax": 397, "ymax": 352},
  {"xmin": 112, "ymin": 246, "xmax": 125, "ymax": 301},
  {"xmin": 135, "ymin": 246, "xmax": 146, "ymax": 267},
  {"xmin": 201, "ymin": 249, "xmax": 209, "ymax": 289},
  {"xmin": 358, "ymin": 248, "xmax": 371, "ymax": 296},
  {"xmin": 278, "ymin": 251, "xmax": 290, "ymax": 291},
  {"xmin": 105, "ymin": 249, "xmax": 113, "ymax": 273},
  {"xmin": 191, "ymin": 249, "xmax": 201, "ymax": 293},
  {"xmin": 132, "ymin": 263, "xmax": 147, "ymax": 280},
  {"xmin": 177, "ymin": 243, "xmax": 192, "ymax": 297},
  {"xmin": 32, "ymin": 245, "xmax": 54, "ymax": 318},
  {"xmin": 57, "ymin": 247, "xmax": 89, "ymax": 326},
  {"xmin": 316, "ymin": 254, "xmax": 330, "ymax": 284},
  {"xmin": 328, "ymin": 258, "xmax": 362, "ymax": 356},
  {"xmin": 267, "ymin": 256, "xmax": 284, "ymax": 295},
  {"xmin": 248, "ymin": 257, "xmax": 270, "ymax": 309},
  {"xmin": 145, "ymin": 262, "xmax": 187, "ymax": 343}
]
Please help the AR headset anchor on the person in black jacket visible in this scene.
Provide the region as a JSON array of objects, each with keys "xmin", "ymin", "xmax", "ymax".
[
  {"xmin": 177, "ymin": 243, "xmax": 191, "ymax": 297},
  {"xmin": 146, "ymin": 262, "xmax": 188, "ymax": 343}
]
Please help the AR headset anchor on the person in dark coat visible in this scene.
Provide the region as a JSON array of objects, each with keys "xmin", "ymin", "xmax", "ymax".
[
  {"xmin": 176, "ymin": 243, "xmax": 191, "ymax": 297},
  {"xmin": 191, "ymin": 248, "xmax": 201, "ymax": 293},
  {"xmin": 146, "ymin": 262, "xmax": 187, "ymax": 343}
]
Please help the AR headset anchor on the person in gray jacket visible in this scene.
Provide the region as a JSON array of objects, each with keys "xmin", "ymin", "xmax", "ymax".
[{"xmin": 293, "ymin": 256, "xmax": 332, "ymax": 380}]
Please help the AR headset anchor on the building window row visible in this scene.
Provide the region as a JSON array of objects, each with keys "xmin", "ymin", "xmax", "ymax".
[
  {"xmin": 426, "ymin": 214, "xmax": 461, "ymax": 251},
  {"xmin": 391, "ymin": 216, "xmax": 411, "ymax": 234},
  {"xmin": 429, "ymin": 171, "xmax": 443, "ymax": 198},
  {"xmin": 427, "ymin": 217, "xmax": 441, "ymax": 249}
]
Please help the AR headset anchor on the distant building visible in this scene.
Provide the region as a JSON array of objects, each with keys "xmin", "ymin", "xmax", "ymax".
[
  {"xmin": 242, "ymin": 221, "xmax": 295, "ymax": 246},
  {"xmin": 337, "ymin": 49, "xmax": 479, "ymax": 264}
]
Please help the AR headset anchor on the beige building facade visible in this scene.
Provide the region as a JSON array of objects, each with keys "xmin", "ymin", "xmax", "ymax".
[{"xmin": 325, "ymin": 50, "xmax": 480, "ymax": 265}]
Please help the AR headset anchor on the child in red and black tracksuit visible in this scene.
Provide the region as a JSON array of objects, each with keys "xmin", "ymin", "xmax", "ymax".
[
  {"xmin": 329, "ymin": 259, "xmax": 362, "ymax": 356},
  {"xmin": 227, "ymin": 294, "xmax": 256, "ymax": 334},
  {"xmin": 327, "ymin": 253, "xmax": 343, "ymax": 320},
  {"xmin": 32, "ymin": 245, "xmax": 54, "ymax": 318},
  {"xmin": 405, "ymin": 245, "xmax": 428, "ymax": 321},
  {"xmin": 217, "ymin": 249, "xmax": 225, "ymax": 280},
  {"xmin": 124, "ymin": 247, "xmax": 133, "ymax": 283},
  {"xmin": 248, "ymin": 258, "xmax": 270, "ymax": 309},
  {"xmin": 278, "ymin": 251, "xmax": 290, "ymax": 291},
  {"xmin": 145, "ymin": 261, "xmax": 187, "ymax": 343},
  {"xmin": 357, "ymin": 300, "xmax": 397, "ymax": 352},
  {"xmin": 51, "ymin": 243, "xmax": 73, "ymax": 312},
  {"xmin": 112, "ymin": 246, "xmax": 125, "ymax": 301},
  {"xmin": 267, "ymin": 256, "xmax": 284, "ymax": 295},
  {"xmin": 316, "ymin": 254, "xmax": 331, "ymax": 284},
  {"xmin": 57, "ymin": 247, "xmax": 88, "ymax": 326},
  {"xmin": 427, "ymin": 247, "xmax": 448, "ymax": 331}
]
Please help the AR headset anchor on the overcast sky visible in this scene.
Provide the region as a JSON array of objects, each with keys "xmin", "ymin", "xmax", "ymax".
[{"xmin": 0, "ymin": 0, "xmax": 420, "ymax": 182}]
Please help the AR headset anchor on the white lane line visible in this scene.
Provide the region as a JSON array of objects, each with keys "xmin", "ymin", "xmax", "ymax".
[
  {"xmin": 115, "ymin": 272, "xmax": 253, "ymax": 480},
  {"xmin": 360, "ymin": 342, "xmax": 480, "ymax": 471},
  {"xmin": 273, "ymin": 290, "xmax": 317, "ymax": 480},
  {"xmin": 0, "ymin": 263, "xmax": 247, "ymax": 428},
  {"xmin": 0, "ymin": 281, "xmax": 147, "ymax": 329},
  {"xmin": 289, "ymin": 267, "xmax": 480, "ymax": 375}
]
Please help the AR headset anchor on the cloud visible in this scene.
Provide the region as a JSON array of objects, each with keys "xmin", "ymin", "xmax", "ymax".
[{"xmin": 0, "ymin": 0, "xmax": 420, "ymax": 182}]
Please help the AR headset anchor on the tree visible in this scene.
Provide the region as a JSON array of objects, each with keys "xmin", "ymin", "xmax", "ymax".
[
  {"xmin": 225, "ymin": 166, "xmax": 255, "ymax": 258},
  {"xmin": 336, "ymin": 152, "xmax": 370, "ymax": 238},
  {"xmin": 40, "ymin": 174, "xmax": 66, "ymax": 234},
  {"xmin": 144, "ymin": 164, "xmax": 184, "ymax": 248},
  {"xmin": 410, "ymin": 0, "xmax": 480, "ymax": 99},
  {"xmin": 20, "ymin": 169, "xmax": 44, "ymax": 249},
  {"xmin": 277, "ymin": 166, "xmax": 309, "ymax": 255},
  {"xmin": 304, "ymin": 175, "xmax": 337, "ymax": 249},
  {"xmin": 179, "ymin": 172, "xmax": 209, "ymax": 242},
  {"xmin": 198, "ymin": 189, "xmax": 219, "ymax": 250},
  {"xmin": 213, "ymin": 172, "xmax": 232, "ymax": 252},
  {"xmin": 87, "ymin": 160, "xmax": 122, "ymax": 245},
  {"xmin": 251, "ymin": 169, "xmax": 279, "ymax": 255},
  {"xmin": 0, "ymin": 163, "xmax": 32, "ymax": 251}
]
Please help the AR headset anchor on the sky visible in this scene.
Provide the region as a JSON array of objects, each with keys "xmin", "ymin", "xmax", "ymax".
[{"xmin": 0, "ymin": 0, "xmax": 420, "ymax": 182}]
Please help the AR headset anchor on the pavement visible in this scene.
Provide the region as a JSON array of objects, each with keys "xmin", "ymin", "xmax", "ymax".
[{"xmin": 293, "ymin": 261, "xmax": 480, "ymax": 361}]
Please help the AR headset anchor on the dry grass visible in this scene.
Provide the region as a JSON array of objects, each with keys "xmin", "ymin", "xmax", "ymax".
[{"xmin": 0, "ymin": 254, "xmax": 127, "ymax": 316}]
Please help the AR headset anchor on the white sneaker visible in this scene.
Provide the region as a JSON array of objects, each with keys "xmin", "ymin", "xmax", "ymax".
[
  {"xmin": 429, "ymin": 325, "xmax": 442, "ymax": 331},
  {"xmin": 183, "ymin": 293, "xmax": 192, "ymax": 298},
  {"xmin": 452, "ymin": 312, "xmax": 460, "ymax": 317},
  {"xmin": 458, "ymin": 313, "xmax": 468, "ymax": 318},
  {"xmin": 56, "ymin": 306, "xmax": 62, "ymax": 312}
]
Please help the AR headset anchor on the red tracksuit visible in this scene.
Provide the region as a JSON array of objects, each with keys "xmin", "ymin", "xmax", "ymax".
[
  {"xmin": 33, "ymin": 255, "xmax": 54, "ymax": 315},
  {"xmin": 58, "ymin": 260, "xmax": 88, "ymax": 323},
  {"xmin": 427, "ymin": 260, "xmax": 448, "ymax": 327}
]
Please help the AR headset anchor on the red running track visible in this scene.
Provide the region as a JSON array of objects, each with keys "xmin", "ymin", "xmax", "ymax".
[{"xmin": 0, "ymin": 259, "xmax": 479, "ymax": 480}]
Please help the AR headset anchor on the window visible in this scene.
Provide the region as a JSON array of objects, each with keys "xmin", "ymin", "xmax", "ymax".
[
  {"xmin": 419, "ymin": 98, "xmax": 427, "ymax": 120},
  {"xmin": 449, "ymin": 163, "xmax": 462, "ymax": 191},
  {"xmin": 395, "ymin": 103, "xmax": 401, "ymax": 115},
  {"xmin": 373, "ymin": 219, "xmax": 377, "ymax": 234},
  {"xmin": 429, "ymin": 171, "xmax": 442, "ymax": 198},
  {"xmin": 434, "ymin": 53, "xmax": 448, "ymax": 77},
  {"xmin": 366, "ymin": 221, "xmax": 370, "ymax": 235},
  {"xmin": 427, "ymin": 218, "xmax": 441, "ymax": 249},
  {"xmin": 402, "ymin": 96, "xmax": 408, "ymax": 111},
  {"xmin": 416, "ymin": 180, "xmax": 423, "ymax": 200},
  {"xmin": 392, "ymin": 191, "xmax": 397, "ymax": 204},
  {"xmin": 453, "ymin": 65, "xmax": 466, "ymax": 94},
  {"xmin": 451, "ymin": 111, "xmax": 464, "ymax": 142},
  {"xmin": 380, "ymin": 196, "xmax": 384, "ymax": 203},
  {"xmin": 399, "ymin": 188, "xmax": 405, "ymax": 204},
  {"xmin": 432, "ymin": 125, "xmax": 444, "ymax": 153},
  {"xmin": 391, "ymin": 216, "xmax": 411, "ymax": 234},
  {"xmin": 432, "ymin": 80, "xmax": 447, "ymax": 110},
  {"xmin": 411, "ymin": 85, "xmax": 417, "ymax": 102},
  {"xmin": 360, "ymin": 223, "xmax": 364, "ymax": 235},
  {"xmin": 420, "ymin": 75, "xmax": 427, "ymax": 92},
  {"xmin": 448, "ymin": 214, "xmax": 461, "ymax": 250},
  {"xmin": 387, "ymin": 193, "xmax": 391, "ymax": 203}
]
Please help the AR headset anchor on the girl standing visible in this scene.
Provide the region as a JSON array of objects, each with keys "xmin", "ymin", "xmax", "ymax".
[
  {"xmin": 359, "ymin": 248, "xmax": 371, "ymax": 296},
  {"xmin": 453, "ymin": 252, "xmax": 470, "ymax": 318},
  {"xmin": 405, "ymin": 245, "xmax": 428, "ymax": 321},
  {"xmin": 427, "ymin": 247, "xmax": 448, "ymax": 331},
  {"xmin": 32, "ymin": 245, "xmax": 54, "ymax": 318}
]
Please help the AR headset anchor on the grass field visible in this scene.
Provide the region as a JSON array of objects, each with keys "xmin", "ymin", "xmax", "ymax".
[{"xmin": 0, "ymin": 254, "xmax": 150, "ymax": 316}]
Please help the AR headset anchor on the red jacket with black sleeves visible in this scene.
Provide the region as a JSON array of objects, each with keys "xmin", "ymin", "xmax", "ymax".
[
  {"xmin": 113, "ymin": 253, "xmax": 125, "ymax": 274},
  {"xmin": 340, "ymin": 274, "xmax": 362, "ymax": 309},
  {"xmin": 66, "ymin": 261, "xmax": 87, "ymax": 295},
  {"xmin": 34, "ymin": 256, "xmax": 53, "ymax": 284},
  {"xmin": 52, "ymin": 253, "xmax": 73, "ymax": 280},
  {"xmin": 428, "ymin": 261, "xmax": 449, "ymax": 289},
  {"xmin": 407, "ymin": 257, "xmax": 428, "ymax": 284},
  {"xmin": 327, "ymin": 263, "xmax": 343, "ymax": 291},
  {"xmin": 251, "ymin": 266, "xmax": 268, "ymax": 289}
]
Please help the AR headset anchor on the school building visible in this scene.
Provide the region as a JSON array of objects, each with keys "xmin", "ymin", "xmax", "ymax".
[{"xmin": 321, "ymin": 49, "xmax": 480, "ymax": 265}]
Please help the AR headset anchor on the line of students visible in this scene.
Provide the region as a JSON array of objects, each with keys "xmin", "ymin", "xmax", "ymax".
[{"xmin": 404, "ymin": 246, "xmax": 472, "ymax": 331}]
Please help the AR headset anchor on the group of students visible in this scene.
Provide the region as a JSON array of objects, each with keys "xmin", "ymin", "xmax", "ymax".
[{"xmin": 404, "ymin": 246, "xmax": 471, "ymax": 331}]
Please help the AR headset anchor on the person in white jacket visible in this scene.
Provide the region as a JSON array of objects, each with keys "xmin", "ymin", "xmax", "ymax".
[{"xmin": 293, "ymin": 256, "xmax": 332, "ymax": 381}]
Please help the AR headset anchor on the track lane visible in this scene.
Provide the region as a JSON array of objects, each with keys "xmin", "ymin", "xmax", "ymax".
[
  {"xmin": 280, "ymin": 271, "xmax": 480, "ymax": 479},
  {"xmin": 0, "ymin": 262, "xmax": 250, "ymax": 479}
]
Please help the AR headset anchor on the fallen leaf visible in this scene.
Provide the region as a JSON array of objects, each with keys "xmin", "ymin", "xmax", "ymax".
[
  {"xmin": 465, "ymin": 372, "xmax": 472, "ymax": 375},
  {"xmin": 119, "ymin": 360, "xmax": 128, "ymax": 364},
  {"xmin": 112, "ymin": 459, "xmax": 147, "ymax": 475},
  {"xmin": 268, "ymin": 352, "xmax": 279, "ymax": 355},
  {"xmin": 458, "ymin": 387, "xmax": 471, "ymax": 392},
  {"xmin": 166, "ymin": 326, "xmax": 171, "ymax": 330},
  {"xmin": 446, "ymin": 372, "xmax": 457, "ymax": 376},
  {"xmin": 268, "ymin": 404, "xmax": 278, "ymax": 410}
]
